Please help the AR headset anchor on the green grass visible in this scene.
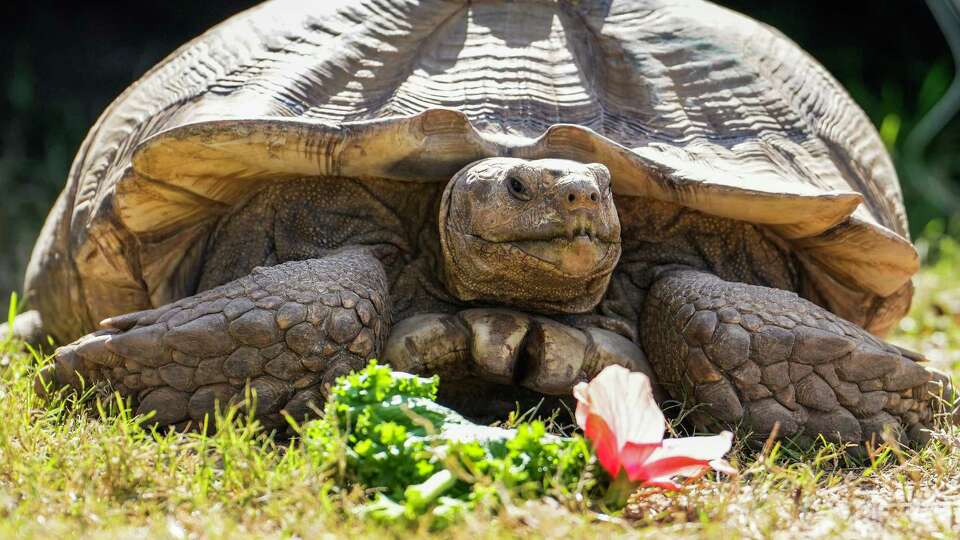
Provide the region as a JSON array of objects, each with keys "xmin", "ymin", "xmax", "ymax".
[{"xmin": 2, "ymin": 236, "xmax": 959, "ymax": 539}]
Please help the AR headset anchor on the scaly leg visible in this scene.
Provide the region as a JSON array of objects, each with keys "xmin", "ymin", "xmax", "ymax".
[
  {"xmin": 641, "ymin": 269, "xmax": 952, "ymax": 445},
  {"xmin": 39, "ymin": 249, "xmax": 390, "ymax": 430}
]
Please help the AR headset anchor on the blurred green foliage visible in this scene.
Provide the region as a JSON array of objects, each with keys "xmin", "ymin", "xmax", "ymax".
[
  {"xmin": 1, "ymin": 1, "xmax": 957, "ymax": 315},
  {"xmin": 892, "ymin": 218, "xmax": 960, "ymax": 373}
]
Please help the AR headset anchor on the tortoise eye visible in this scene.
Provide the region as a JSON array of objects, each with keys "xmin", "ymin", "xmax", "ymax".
[{"xmin": 507, "ymin": 176, "xmax": 530, "ymax": 200}]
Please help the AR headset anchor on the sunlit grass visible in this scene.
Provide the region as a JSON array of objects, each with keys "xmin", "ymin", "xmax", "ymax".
[{"xmin": 1, "ymin": 231, "xmax": 959, "ymax": 539}]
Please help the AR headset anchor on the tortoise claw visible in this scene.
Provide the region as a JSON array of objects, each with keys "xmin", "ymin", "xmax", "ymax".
[
  {"xmin": 73, "ymin": 331, "xmax": 122, "ymax": 367},
  {"xmin": 104, "ymin": 324, "xmax": 166, "ymax": 364},
  {"xmin": 519, "ymin": 317, "xmax": 588, "ymax": 394},
  {"xmin": 381, "ymin": 313, "xmax": 471, "ymax": 378},
  {"xmin": 100, "ymin": 308, "xmax": 161, "ymax": 331},
  {"xmin": 38, "ymin": 345, "xmax": 97, "ymax": 396},
  {"xmin": 459, "ymin": 309, "xmax": 530, "ymax": 384}
]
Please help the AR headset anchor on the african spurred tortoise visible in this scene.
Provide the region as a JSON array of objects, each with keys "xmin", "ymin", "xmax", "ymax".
[{"xmin": 8, "ymin": 0, "xmax": 952, "ymax": 443}]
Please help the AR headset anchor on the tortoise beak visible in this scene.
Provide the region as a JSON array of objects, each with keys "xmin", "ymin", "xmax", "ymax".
[{"xmin": 511, "ymin": 235, "xmax": 619, "ymax": 277}]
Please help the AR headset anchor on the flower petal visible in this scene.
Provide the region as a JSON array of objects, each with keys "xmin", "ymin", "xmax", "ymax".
[
  {"xmin": 619, "ymin": 441, "xmax": 659, "ymax": 469},
  {"xmin": 573, "ymin": 381, "xmax": 590, "ymax": 429},
  {"xmin": 624, "ymin": 432, "xmax": 734, "ymax": 482},
  {"xmin": 584, "ymin": 413, "xmax": 622, "ymax": 477},
  {"xmin": 574, "ymin": 365, "xmax": 665, "ymax": 450},
  {"xmin": 651, "ymin": 432, "xmax": 734, "ymax": 462},
  {"xmin": 625, "ymin": 454, "xmax": 708, "ymax": 482}
]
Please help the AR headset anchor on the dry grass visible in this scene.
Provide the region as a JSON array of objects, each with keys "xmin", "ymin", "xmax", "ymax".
[{"xmin": 1, "ymin": 236, "xmax": 958, "ymax": 539}]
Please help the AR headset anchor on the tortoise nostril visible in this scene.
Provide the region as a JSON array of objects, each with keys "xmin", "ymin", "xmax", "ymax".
[{"xmin": 560, "ymin": 178, "xmax": 601, "ymax": 210}]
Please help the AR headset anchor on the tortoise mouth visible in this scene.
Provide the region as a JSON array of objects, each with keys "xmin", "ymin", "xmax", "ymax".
[
  {"xmin": 473, "ymin": 213, "xmax": 619, "ymax": 246},
  {"xmin": 508, "ymin": 236, "xmax": 619, "ymax": 277},
  {"xmin": 466, "ymin": 233, "xmax": 620, "ymax": 279}
]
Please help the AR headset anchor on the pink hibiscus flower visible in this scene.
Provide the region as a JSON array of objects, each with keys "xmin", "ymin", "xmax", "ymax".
[{"xmin": 573, "ymin": 365, "xmax": 735, "ymax": 490}]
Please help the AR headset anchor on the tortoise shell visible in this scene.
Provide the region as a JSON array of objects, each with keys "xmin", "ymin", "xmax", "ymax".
[{"xmin": 24, "ymin": 0, "xmax": 916, "ymax": 343}]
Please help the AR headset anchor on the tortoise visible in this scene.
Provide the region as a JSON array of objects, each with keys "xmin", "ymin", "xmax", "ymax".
[{"xmin": 7, "ymin": 0, "xmax": 953, "ymax": 443}]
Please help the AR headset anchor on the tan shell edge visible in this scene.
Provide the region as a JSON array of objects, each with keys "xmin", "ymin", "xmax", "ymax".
[{"xmin": 125, "ymin": 108, "xmax": 916, "ymax": 297}]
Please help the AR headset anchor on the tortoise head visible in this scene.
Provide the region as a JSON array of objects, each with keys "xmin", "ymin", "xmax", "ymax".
[{"xmin": 439, "ymin": 157, "xmax": 622, "ymax": 313}]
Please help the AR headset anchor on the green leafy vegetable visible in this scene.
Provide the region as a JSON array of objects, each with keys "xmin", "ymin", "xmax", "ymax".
[{"xmin": 301, "ymin": 361, "xmax": 599, "ymax": 528}]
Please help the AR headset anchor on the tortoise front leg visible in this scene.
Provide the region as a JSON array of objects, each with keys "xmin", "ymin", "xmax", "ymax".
[
  {"xmin": 641, "ymin": 269, "xmax": 953, "ymax": 446},
  {"xmin": 39, "ymin": 249, "xmax": 390, "ymax": 430}
]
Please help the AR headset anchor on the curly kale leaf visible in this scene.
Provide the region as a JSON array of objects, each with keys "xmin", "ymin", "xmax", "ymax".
[{"xmin": 302, "ymin": 361, "xmax": 598, "ymax": 527}]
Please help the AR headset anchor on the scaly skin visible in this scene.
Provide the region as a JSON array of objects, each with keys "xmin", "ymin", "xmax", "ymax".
[
  {"xmin": 41, "ymin": 250, "xmax": 389, "ymax": 430},
  {"xmin": 641, "ymin": 269, "xmax": 950, "ymax": 445}
]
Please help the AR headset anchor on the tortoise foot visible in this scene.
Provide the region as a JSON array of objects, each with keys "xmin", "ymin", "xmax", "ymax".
[
  {"xmin": 383, "ymin": 308, "xmax": 663, "ymax": 399},
  {"xmin": 39, "ymin": 250, "xmax": 390, "ymax": 430},
  {"xmin": 642, "ymin": 270, "xmax": 956, "ymax": 447}
]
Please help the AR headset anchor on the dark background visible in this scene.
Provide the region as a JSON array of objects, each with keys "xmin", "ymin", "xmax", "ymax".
[{"xmin": 2, "ymin": 1, "xmax": 958, "ymax": 314}]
